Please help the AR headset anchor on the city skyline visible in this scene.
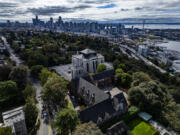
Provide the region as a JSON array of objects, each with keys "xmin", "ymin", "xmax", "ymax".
[{"xmin": 1, "ymin": 0, "xmax": 180, "ymax": 23}]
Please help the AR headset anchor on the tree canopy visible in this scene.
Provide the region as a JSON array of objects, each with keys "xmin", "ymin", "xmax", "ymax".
[
  {"xmin": 28, "ymin": 51, "xmax": 48, "ymax": 67},
  {"xmin": 115, "ymin": 69, "xmax": 132, "ymax": 88},
  {"xmin": 30, "ymin": 65, "xmax": 44, "ymax": 78},
  {"xmin": 128, "ymin": 80, "xmax": 180, "ymax": 132},
  {"xmin": 42, "ymin": 74, "xmax": 69, "ymax": 107},
  {"xmin": 22, "ymin": 85, "xmax": 36, "ymax": 100},
  {"xmin": 9, "ymin": 65, "xmax": 29, "ymax": 89},
  {"xmin": 131, "ymin": 72, "xmax": 152, "ymax": 87},
  {"xmin": 0, "ymin": 126, "xmax": 12, "ymax": 135},
  {"xmin": 0, "ymin": 80, "xmax": 18, "ymax": 110},
  {"xmin": 53, "ymin": 108, "xmax": 80, "ymax": 135},
  {"xmin": 0, "ymin": 65, "xmax": 12, "ymax": 81},
  {"xmin": 96, "ymin": 63, "xmax": 107, "ymax": 73},
  {"xmin": 73, "ymin": 122, "xmax": 103, "ymax": 135},
  {"xmin": 39, "ymin": 68, "xmax": 53, "ymax": 85},
  {"xmin": 23, "ymin": 97, "xmax": 38, "ymax": 133},
  {"xmin": 128, "ymin": 81, "xmax": 172, "ymax": 117}
]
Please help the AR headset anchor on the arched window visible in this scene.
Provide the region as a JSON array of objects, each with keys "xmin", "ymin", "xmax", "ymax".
[{"xmin": 87, "ymin": 63, "xmax": 89, "ymax": 72}]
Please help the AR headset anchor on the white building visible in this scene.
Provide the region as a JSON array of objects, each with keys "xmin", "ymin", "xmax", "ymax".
[
  {"xmin": 138, "ymin": 45, "xmax": 148, "ymax": 57},
  {"xmin": 157, "ymin": 51, "xmax": 168, "ymax": 65},
  {"xmin": 51, "ymin": 48, "xmax": 113, "ymax": 80},
  {"xmin": 172, "ymin": 60, "xmax": 180, "ymax": 74},
  {"xmin": 2, "ymin": 107, "xmax": 27, "ymax": 135},
  {"xmin": 72, "ymin": 49, "xmax": 105, "ymax": 79}
]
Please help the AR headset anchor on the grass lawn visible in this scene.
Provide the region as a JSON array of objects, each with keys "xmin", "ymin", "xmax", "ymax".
[{"xmin": 128, "ymin": 118, "xmax": 158, "ymax": 135}]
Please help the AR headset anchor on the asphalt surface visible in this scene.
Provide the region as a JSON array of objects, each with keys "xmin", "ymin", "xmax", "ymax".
[
  {"xmin": 120, "ymin": 45, "xmax": 166, "ymax": 73},
  {"xmin": 32, "ymin": 80, "xmax": 52, "ymax": 135},
  {"xmin": 50, "ymin": 64, "xmax": 72, "ymax": 81},
  {"xmin": 1, "ymin": 36, "xmax": 23, "ymax": 66}
]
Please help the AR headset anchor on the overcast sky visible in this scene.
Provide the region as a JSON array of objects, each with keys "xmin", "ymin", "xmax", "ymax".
[{"xmin": 1, "ymin": 0, "xmax": 180, "ymax": 22}]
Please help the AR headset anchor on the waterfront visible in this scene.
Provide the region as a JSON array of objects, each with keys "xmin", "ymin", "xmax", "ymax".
[
  {"xmin": 157, "ymin": 41, "xmax": 180, "ymax": 53},
  {"xmin": 125, "ymin": 24, "xmax": 180, "ymax": 29}
]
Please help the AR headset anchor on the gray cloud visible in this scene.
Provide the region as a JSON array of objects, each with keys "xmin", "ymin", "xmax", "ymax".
[
  {"xmin": 0, "ymin": 9, "xmax": 28, "ymax": 17},
  {"xmin": 28, "ymin": 5, "xmax": 91, "ymax": 16},
  {"xmin": 121, "ymin": 8, "xmax": 129, "ymax": 11},
  {"xmin": 0, "ymin": 2, "xmax": 18, "ymax": 8},
  {"xmin": 0, "ymin": 13, "xmax": 14, "ymax": 17},
  {"xmin": 77, "ymin": 0, "xmax": 114, "ymax": 4},
  {"xmin": 1, "ymin": 0, "xmax": 180, "ymax": 22},
  {"xmin": 135, "ymin": 7, "xmax": 143, "ymax": 11}
]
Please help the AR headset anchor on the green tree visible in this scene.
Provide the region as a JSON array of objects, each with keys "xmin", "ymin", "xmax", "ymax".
[
  {"xmin": 42, "ymin": 44, "xmax": 60, "ymax": 54},
  {"xmin": 39, "ymin": 68, "xmax": 52, "ymax": 86},
  {"xmin": 128, "ymin": 81, "xmax": 174, "ymax": 118},
  {"xmin": 53, "ymin": 108, "xmax": 80, "ymax": 135},
  {"xmin": 115, "ymin": 73, "xmax": 122, "ymax": 87},
  {"xmin": 115, "ymin": 72, "xmax": 132, "ymax": 88},
  {"xmin": 23, "ymin": 97, "xmax": 38, "ymax": 132},
  {"xmin": 28, "ymin": 51, "xmax": 48, "ymax": 67},
  {"xmin": 0, "ymin": 126, "xmax": 12, "ymax": 135},
  {"xmin": 0, "ymin": 64, "xmax": 12, "ymax": 81},
  {"xmin": 113, "ymin": 59, "xmax": 120, "ymax": 69},
  {"xmin": 73, "ymin": 122, "xmax": 103, "ymax": 135},
  {"xmin": 22, "ymin": 85, "xmax": 36, "ymax": 100},
  {"xmin": 131, "ymin": 72, "xmax": 151, "ymax": 87},
  {"xmin": 121, "ymin": 73, "xmax": 132, "ymax": 88},
  {"xmin": 9, "ymin": 65, "xmax": 29, "ymax": 89},
  {"xmin": 42, "ymin": 75, "xmax": 68, "ymax": 107},
  {"xmin": 30, "ymin": 65, "xmax": 44, "ymax": 78},
  {"xmin": 0, "ymin": 81, "xmax": 18, "ymax": 109},
  {"xmin": 117, "ymin": 64, "xmax": 126, "ymax": 71},
  {"xmin": 96, "ymin": 63, "xmax": 107, "ymax": 73},
  {"xmin": 115, "ymin": 68, "xmax": 124, "ymax": 74}
]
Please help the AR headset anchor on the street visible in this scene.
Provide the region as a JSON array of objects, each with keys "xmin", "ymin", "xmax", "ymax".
[
  {"xmin": 1, "ymin": 36, "xmax": 23, "ymax": 66},
  {"xmin": 32, "ymin": 79, "xmax": 52, "ymax": 135},
  {"xmin": 1, "ymin": 36, "xmax": 52, "ymax": 135},
  {"xmin": 119, "ymin": 44, "xmax": 166, "ymax": 73}
]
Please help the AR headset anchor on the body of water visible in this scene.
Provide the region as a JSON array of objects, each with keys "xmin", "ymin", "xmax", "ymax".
[
  {"xmin": 125, "ymin": 24, "xmax": 180, "ymax": 29},
  {"xmin": 157, "ymin": 41, "xmax": 180, "ymax": 53}
]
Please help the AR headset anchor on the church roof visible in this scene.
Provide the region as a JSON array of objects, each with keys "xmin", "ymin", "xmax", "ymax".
[
  {"xmin": 82, "ymin": 70, "xmax": 114, "ymax": 84},
  {"xmin": 80, "ymin": 49, "xmax": 96, "ymax": 55},
  {"xmin": 76, "ymin": 77, "xmax": 109, "ymax": 105},
  {"xmin": 79, "ymin": 93, "xmax": 128, "ymax": 124}
]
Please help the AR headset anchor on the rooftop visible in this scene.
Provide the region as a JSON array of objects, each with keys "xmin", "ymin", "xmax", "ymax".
[
  {"xmin": 2, "ymin": 107, "xmax": 25, "ymax": 125},
  {"xmin": 138, "ymin": 112, "xmax": 152, "ymax": 121},
  {"xmin": 79, "ymin": 92, "xmax": 128, "ymax": 124},
  {"xmin": 77, "ymin": 77, "xmax": 109, "ymax": 105},
  {"xmin": 73, "ymin": 53, "xmax": 103, "ymax": 60},
  {"xmin": 109, "ymin": 87, "xmax": 122, "ymax": 97},
  {"xmin": 107, "ymin": 121, "xmax": 129, "ymax": 135},
  {"xmin": 80, "ymin": 49, "xmax": 96, "ymax": 55}
]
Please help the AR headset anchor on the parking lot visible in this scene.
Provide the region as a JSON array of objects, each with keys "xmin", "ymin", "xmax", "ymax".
[{"xmin": 50, "ymin": 64, "xmax": 72, "ymax": 81}]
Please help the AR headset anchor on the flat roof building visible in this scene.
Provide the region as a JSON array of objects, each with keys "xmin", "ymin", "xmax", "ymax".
[
  {"xmin": 2, "ymin": 107, "xmax": 27, "ymax": 135},
  {"xmin": 172, "ymin": 60, "xmax": 180, "ymax": 74}
]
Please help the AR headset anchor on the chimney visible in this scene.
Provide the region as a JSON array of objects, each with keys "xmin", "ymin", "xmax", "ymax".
[
  {"xmin": 86, "ymin": 90, "xmax": 90, "ymax": 97},
  {"xmin": 92, "ymin": 93, "xmax": 95, "ymax": 103},
  {"xmin": 81, "ymin": 87, "xmax": 85, "ymax": 94},
  {"xmin": 113, "ymin": 97, "xmax": 119, "ymax": 111}
]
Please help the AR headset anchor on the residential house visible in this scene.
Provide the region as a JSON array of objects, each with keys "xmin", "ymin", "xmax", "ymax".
[{"xmin": 107, "ymin": 121, "xmax": 131, "ymax": 135}]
